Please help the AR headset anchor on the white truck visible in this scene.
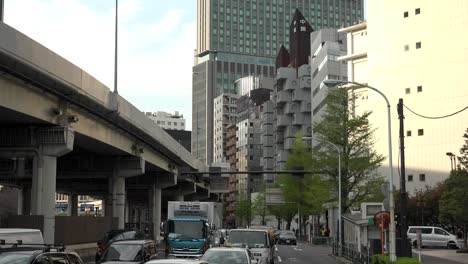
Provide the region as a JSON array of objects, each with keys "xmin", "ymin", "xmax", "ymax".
[{"xmin": 163, "ymin": 201, "xmax": 223, "ymax": 258}]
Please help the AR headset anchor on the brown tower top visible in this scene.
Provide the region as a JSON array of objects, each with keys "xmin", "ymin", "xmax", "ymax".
[
  {"xmin": 275, "ymin": 45, "xmax": 290, "ymax": 70},
  {"xmin": 289, "ymin": 9, "xmax": 313, "ymax": 69}
]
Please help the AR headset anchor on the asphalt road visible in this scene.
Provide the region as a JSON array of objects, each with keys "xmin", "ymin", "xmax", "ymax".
[{"xmin": 275, "ymin": 243, "xmax": 338, "ymax": 264}]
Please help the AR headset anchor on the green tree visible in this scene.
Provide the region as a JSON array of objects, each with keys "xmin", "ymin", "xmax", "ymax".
[
  {"xmin": 235, "ymin": 194, "xmax": 252, "ymax": 227},
  {"xmin": 268, "ymin": 203, "xmax": 298, "ymax": 230},
  {"xmin": 439, "ymin": 169, "xmax": 468, "ymax": 250},
  {"xmin": 279, "ymin": 134, "xmax": 331, "ymax": 235},
  {"xmin": 458, "ymin": 128, "xmax": 468, "ymax": 170},
  {"xmin": 312, "ymin": 88, "xmax": 385, "ymax": 214},
  {"xmin": 252, "ymin": 191, "xmax": 268, "ymax": 225}
]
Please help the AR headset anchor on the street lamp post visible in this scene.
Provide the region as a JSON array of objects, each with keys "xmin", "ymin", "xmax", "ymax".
[
  {"xmin": 302, "ymin": 136, "xmax": 342, "ymax": 252},
  {"xmin": 323, "ymin": 79, "xmax": 397, "ymax": 262},
  {"xmin": 446, "ymin": 152, "xmax": 456, "ymax": 170}
]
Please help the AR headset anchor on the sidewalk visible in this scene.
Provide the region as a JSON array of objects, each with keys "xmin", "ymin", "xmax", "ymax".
[{"xmin": 414, "ymin": 249, "xmax": 467, "ymax": 264}]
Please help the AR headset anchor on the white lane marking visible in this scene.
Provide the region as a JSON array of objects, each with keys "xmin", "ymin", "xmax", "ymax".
[
  {"xmin": 293, "ymin": 246, "xmax": 302, "ymax": 251},
  {"xmin": 277, "ymin": 256, "xmax": 282, "ymax": 263},
  {"xmin": 275, "ymin": 245, "xmax": 278, "ymax": 252}
]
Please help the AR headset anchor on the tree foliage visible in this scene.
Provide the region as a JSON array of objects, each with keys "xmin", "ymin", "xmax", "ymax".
[
  {"xmin": 268, "ymin": 203, "xmax": 298, "ymax": 230},
  {"xmin": 252, "ymin": 191, "xmax": 268, "ymax": 225},
  {"xmin": 394, "ymin": 183, "xmax": 446, "ymax": 226},
  {"xmin": 439, "ymin": 169, "xmax": 468, "ymax": 249},
  {"xmin": 458, "ymin": 128, "xmax": 468, "ymax": 170},
  {"xmin": 235, "ymin": 194, "xmax": 252, "ymax": 227},
  {"xmin": 312, "ymin": 88, "xmax": 385, "ymax": 213},
  {"xmin": 279, "ymin": 133, "xmax": 331, "ymax": 228}
]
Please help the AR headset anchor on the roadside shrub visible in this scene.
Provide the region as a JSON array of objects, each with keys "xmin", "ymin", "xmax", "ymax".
[{"xmin": 371, "ymin": 255, "xmax": 420, "ymax": 264}]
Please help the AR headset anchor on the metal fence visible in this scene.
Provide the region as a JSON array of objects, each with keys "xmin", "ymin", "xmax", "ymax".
[{"xmin": 332, "ymin": 240, "xmax": 370, "ymax": 264}]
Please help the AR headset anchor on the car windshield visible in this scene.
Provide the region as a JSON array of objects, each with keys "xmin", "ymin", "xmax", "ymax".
[
  {"xmin": 280, "ymin": 231, "xmax": 295, "ymax": 237},
  {"xmin": 0, "ymin": 253, "xmax": 32, "ymax": 264},
  {"xmin": 229, "ymin": 231, "xmax": 267, "ymax": 248},
  {"xmin": 102, "ymin": 244, "xmax": 143, "ymax": 261},
  {"xmin": 168, "ymin": 220, "xmax": 205, "ymax": 239},
  {"xmin": 201, "ymin": 250, "xmax": 248, "ymax": 264}
]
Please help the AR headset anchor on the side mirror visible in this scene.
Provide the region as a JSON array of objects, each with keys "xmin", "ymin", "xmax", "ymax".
[{"xmin": 145, "ymin": 254, "xmax": 151, "ymax": 261}]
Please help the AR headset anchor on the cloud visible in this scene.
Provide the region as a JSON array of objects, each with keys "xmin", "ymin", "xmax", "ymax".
[{"xmin": 4, "ymin": 0, "xmax": 195, "ymax": 129}]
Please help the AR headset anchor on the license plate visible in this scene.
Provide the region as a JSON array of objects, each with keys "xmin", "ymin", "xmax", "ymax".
[{"xmin": 286, "ymin": 240, "xmax": 290, "ymax": 243}]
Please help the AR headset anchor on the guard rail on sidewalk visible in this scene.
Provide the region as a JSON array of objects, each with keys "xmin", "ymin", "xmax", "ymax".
[{"xmin": 332, "ymin": 240, "xmax": 370, "ymax": 264}]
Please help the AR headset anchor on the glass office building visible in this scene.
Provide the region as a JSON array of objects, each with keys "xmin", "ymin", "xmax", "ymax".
[{"xmin": 193, "ymin": 0, "xmax": 364, "ymax": 164}]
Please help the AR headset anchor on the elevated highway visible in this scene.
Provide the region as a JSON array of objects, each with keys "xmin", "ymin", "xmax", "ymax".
[{"xmin": 0, "ymin": 21, "xmax": 210, "ymax": 244}]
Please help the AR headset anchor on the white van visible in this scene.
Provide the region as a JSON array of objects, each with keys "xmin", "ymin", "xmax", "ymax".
[
  {"xmin": 228, "ymin": 229, "xmax": 275, "ymax": 264},
  {"xmin": 0, "ymin": 228, "xmax": 44, "ymax": 247},
  {"xmin": 407, "ymin": 226, "xmax": 459, "ymax": 249}
]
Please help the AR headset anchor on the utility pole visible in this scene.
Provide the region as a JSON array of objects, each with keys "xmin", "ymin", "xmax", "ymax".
[
  {"xmin": 113, "ymin": 0, "xmax": 119, "ymax": 94},
  {"xmin": 397, "ymin": 98, "xmax": 409, "ymax": 256},
  {"xmin": 0, "ymin": 0, "xmax": 4, "ymax": 22}
]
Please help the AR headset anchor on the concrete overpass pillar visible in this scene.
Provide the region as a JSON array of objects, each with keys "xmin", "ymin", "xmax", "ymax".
[
  {"xmin": 33, "ymin": 127, "xmax": 74, "ymax": 244},
  {"xmin": 113, "ymin": 175, "xmax": 125, "ymax": 229},
  {"xmin": 17, "ymin": 188, "xmax": 23, "ymax": 215},
  {"xmin": 106, "ymin": 176, "xmax": 113, "ymax": 217},
  {"xmin": 112, "ymin": 156, "xmax": 145, "ymax": 229},
  {"xmin": 31, "ymin": 155, "xmax": 43, "ymax": 215},
  {"xmin": 19, "ymin": 187, "xmax": 31, "ymax": 215},
  {"xmin": 69, "ymin": 194, "xmax": 78, "ymax": 216},
  {"xmin": 151, "ymin": 185, "xmax": 162, "ymax": 242}
]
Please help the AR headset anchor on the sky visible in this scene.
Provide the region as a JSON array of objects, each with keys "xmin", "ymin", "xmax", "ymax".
[{"xmin": 4, "ymin": 0, "xmax": 196, "ymax": 129}]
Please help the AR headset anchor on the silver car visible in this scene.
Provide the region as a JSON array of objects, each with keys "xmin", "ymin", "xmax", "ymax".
[
  {"xmin": 200, "ymin": 248, "xmax": 257, "ymax": 264},
  {"xmin": 407, "ymin": 226, "xmax": 460, "ymax": 249}
]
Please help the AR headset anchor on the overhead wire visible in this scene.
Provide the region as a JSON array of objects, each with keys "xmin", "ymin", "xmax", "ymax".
[{"xmin": 403, "ymin": 104, "xmax": 468, "ymax": 119}]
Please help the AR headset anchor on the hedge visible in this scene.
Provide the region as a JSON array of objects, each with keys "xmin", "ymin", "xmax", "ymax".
[{"xmin": 371, "ymin": 255, "xmax": 421, "ymax": 264}]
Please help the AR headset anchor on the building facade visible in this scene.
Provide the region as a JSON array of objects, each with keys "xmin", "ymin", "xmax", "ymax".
[
  {"xmin": 213, "ymin": 93, "xmax": 239, "ymax": 163},
  {"xmin": 145, "ymin": 111, "xmax": 186, "ymax": 130},
  {"xmin": 339, "ymin": 1, "xmax": 468, "ymax": 193},
  {"xmin": 193, "ymin": 0, "xmax": 364, "ymax": 164},
  {"xmin": 310, "ymin": 28, "xmax": 348, "ymax": 135}
]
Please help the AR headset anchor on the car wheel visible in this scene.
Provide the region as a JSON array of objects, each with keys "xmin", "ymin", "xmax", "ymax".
[
  {"xmin": 412, "ymin": 240, "xmax": 418, "ymax": 248},
  {"xmin": 447, "ymin": 241, "xmax": 457, "ymax": 249}
]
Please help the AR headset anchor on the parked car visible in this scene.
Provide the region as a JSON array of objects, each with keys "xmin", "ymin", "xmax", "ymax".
[
  {"xmin": 147, "ymin": 260, "xmax": 207, "ymax": 264},
  {"xmin": 97, "ymin": 239, "xmax": 157, "ymax": 264},
  {"xmin": 0, "ymin": 243, "xmax": 84, "ymax": 264},
  {"xmin": 200, "ymin": 247, "xmax": 257, "ymax": 264},
  {"xmin": 228, "ymin": 229, "xmax": 274, "ymax": 264},
  {"xmin": 277, "ymin": 230, "xmax": 297, "ymax": 245},
  {"xmin": 0, "ymin": 228, "xmax": 44, "ymax": 247},
  {"xmin": 96, "ymin": 229, "xmax": 146, "ymax": 262},
  {"xmin": 407, "ymin": 226, "xmax": 459, "ymax": 249}
]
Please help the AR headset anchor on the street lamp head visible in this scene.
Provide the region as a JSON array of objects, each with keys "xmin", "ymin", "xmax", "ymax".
[
  {"xmin": 446, "ymin": 152, "xmax": 454, "ymax": 157},
  {"xmin": 323, "ymin": 79, "xmax": 346, "ymax": 87}
]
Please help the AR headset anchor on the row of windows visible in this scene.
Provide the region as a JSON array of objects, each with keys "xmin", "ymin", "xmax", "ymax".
[
  {"xmin": 403, "ymin": 8, "xmax": 421, "ymax": 18},
  {"xmin": 405, "ymin": 85, "xmax": 423, "ymax": 94},
  {"xmin": 156, "ymin": 121, "xmax": 184, "ymax": 126},
  {"xmin": 406, "ymin": 129, "xmax": 424, "ymax": 137},
  {"xmin": 404, "ymin": 42, "xmax": 422, "ymax": 51},
  {"xmin": 408, "ymin": 173, "xmax": 425, "ymax": 182}
]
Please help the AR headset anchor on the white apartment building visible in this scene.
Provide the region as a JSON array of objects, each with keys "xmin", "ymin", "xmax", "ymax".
[
  {"xmin": 339, "ymin": 1, "xmax": 468, "ymax": 193},
  {"xmin": 213, "ymin": 93, "xmax": 239, "ymax": 164},
  {"xmin": 310, "ymin": 29, "xmax": 348, "ymax": 135},
  {"xmin": 145, "ymin": 111, "xmax": 186, "ymax": 130}
]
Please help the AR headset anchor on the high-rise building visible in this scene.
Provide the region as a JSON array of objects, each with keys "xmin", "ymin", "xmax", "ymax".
[
  {"xmin": 145, "ymin": 111, "xmax": 186, "ymax": 130},
  {"xmin": 340, "ymin": 1, "xmax": 468, "ymax": 193},
  {"xmin": 193, "ymin": 0, "xmax": 364, "ymax": 164}
]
